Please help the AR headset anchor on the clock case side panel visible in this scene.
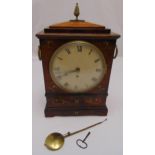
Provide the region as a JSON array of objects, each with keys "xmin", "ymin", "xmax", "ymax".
[
  {"xmin": 90, "ymin": 40, "xmax": 116, "ymax": 92},
  {"xmin": 38, "ymin": 38, "xmax": 117, "ymax": 117},
  {"xmin": 39, "ymin": 39, "xmax": 67, "ymax": 93}
]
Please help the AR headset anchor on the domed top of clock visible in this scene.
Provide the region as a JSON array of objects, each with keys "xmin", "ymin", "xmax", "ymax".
[
  {"xmin": 36, "ymin": 3, "xmax": 120, "ymax": 39},
  {"xmin": 49, "ymin": 3, "xmax": 105, "ymax": 29}
]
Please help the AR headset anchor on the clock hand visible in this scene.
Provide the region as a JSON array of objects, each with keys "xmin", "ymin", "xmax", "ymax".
[
  {"xmin": 55, "ymin": 68, "xmax": 80, "ymax": 78},
  {"xmin": 63, "ymin": 67, "xmax": 80, "ymax": 76}
]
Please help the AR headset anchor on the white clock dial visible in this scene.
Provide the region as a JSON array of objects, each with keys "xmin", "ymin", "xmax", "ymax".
[{"xmin": 49, "ymin": 41, "xmax": 107, "ymax": 93}]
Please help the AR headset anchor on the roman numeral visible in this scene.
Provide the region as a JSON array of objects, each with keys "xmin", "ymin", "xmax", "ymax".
[
  {"xmin": 65, "ymin": 48, "xmax": 71, "ymax": 54},
  {"xmin": 76, "ymin": 75, "xmax": 79, "ymax": 78},
  {"xmin": 64, "ymin": 82, "xmax": 69, "ymax": 87},
  {"xmin": 57, "ymin": 57, "xmax": 63, "ymax": 60},
  {"xmin": 92, "ymin": 77, "xmax": 98, "ymax": 82},
  {"xmin": 96, "ymin": 68, "xmax": 102, "ymax": 72},
  {"xmin": 77, "ymin": 45, "xmax": 82, "ymax": 52},
  {"xmin": 56, "ymin": 75, "xmax": 62, "ymax": 80},
  {"xmin": 94, "ymin": 58, "xmax": 100, "ymax": 63},
  {"xmin": 54, "ymin": 67, "xmax": 60, "ymax": 71},
  {"xmin": 88, "ymin": 49, "xmax": 92, "ymax": 55}
]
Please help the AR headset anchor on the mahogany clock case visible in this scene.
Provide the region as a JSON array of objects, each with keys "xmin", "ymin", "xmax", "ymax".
[{"xmin": 36, "ymin": 21, "xmax": 120, "ymax": 117}]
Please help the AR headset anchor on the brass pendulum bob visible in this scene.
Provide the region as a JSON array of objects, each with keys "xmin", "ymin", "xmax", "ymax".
[{"xmin": 44, "ymin": 119, "xmax": 107, "ymax": 151}]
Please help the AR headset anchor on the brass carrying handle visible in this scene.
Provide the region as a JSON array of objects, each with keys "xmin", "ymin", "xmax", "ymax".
[
  {"xmin": 113, "ymin": 45, "xmax": 118, "ymax": 59},
  {"xmin": 38, "ymin": 46, "xmax": 42, "ymax": 60}
]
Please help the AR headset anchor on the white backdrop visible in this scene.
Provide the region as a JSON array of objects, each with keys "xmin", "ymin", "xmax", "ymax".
[{"xmin": 32, "ymin": 0, "xmax": 123, "ymax": 57}]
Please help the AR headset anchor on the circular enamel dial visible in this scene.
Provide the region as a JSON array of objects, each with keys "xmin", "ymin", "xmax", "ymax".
[{"xmin": 49, "ymin": 41, "xmax": 107, "ymax": 93}]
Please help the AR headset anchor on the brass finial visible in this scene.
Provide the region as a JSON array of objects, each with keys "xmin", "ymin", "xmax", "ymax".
[{"xmin": 74, "ymin": 3, "xmax": 80, "ymax": 20}]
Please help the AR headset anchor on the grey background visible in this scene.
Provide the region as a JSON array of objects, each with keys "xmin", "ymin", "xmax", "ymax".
[
  {"xmin": 32, "ymin": 0, "xmax": 123, "ymax": 57},
  {"xmin": 32, "ymin": 1, "xmax": 123, "ymax": 155}
]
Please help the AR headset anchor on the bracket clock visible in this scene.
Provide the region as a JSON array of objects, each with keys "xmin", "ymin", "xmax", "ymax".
[{"xmin": 36, "ymin": 4, "xmax": 120, "ymax": 117}]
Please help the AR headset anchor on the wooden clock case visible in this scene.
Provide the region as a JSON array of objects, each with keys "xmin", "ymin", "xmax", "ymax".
[{"xmin": 36, "ymin": 20, "xmax": 120, "ymax": 117}]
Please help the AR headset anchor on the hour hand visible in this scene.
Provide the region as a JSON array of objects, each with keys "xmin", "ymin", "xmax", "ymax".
[{"xmin": 63, "ymin": 67, "xmax": 80, "ymax": 76}]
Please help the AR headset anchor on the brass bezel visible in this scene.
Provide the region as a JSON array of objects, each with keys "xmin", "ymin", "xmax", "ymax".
[{"xmin": 49, "ymin": 41, "xmax": 107, "ymax": 93}]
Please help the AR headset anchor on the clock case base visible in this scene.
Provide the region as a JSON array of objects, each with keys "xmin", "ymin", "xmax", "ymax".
[
  {"xmin": 45, "ymin": 105, "xmax": 108, "ymax": 117},
  {"xmin": 44, "ymin": 93, "xmax": 108, "ymax": 117}
]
